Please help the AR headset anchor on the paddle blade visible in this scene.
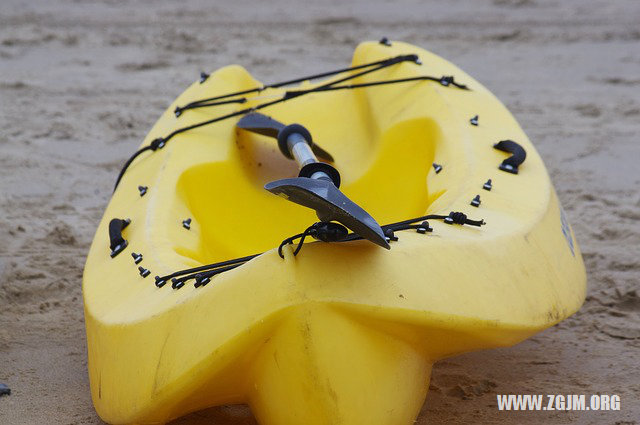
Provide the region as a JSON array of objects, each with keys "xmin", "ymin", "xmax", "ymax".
[
  {"xmin": 265, "ymin": 177, "xmax": 390, "ymax": 249},
  {"xmin": 310, "ymin": 144, "xmax": 334, "ymax": 163},
  {"xmin": 236, "ymin": 112, "xmax": 286, "ymax": 138},
  {"xmin": 238, "ymin": 112, "xmax": 334, "ymax": 162}
]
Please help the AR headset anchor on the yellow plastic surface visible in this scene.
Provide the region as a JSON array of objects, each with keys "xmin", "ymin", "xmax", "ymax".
[{"xmin": 83, "ymin": 41, "xmax": 586, "ymax": 424}]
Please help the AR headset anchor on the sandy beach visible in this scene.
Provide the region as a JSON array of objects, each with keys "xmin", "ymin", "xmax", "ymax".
[{"xmin": 1, "ymin": 0, "xmax": 639, "ymax": 423}]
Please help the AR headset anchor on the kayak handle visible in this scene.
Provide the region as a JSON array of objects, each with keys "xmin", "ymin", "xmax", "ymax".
[
  {"xmin": 109, "ymin": 218, "xmax": 131, "ymax": 258},
  {"xmin": 493, "ymin": 140, "xmax": 526, "ymax": 174}
]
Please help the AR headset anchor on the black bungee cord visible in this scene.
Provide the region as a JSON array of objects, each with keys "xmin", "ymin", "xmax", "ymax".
[
  {"xmin": 113, "ymin": 54, "xmax": 470, "ymax": 190},
  {"xmin": 156, "ymin": 211, "xmax": 484, "ymax": 289}
]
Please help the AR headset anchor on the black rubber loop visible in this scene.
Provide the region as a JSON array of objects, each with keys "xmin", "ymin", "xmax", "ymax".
[{"xmin": 493, "ymin": 140, "xmax": 526, "ymax": 174}]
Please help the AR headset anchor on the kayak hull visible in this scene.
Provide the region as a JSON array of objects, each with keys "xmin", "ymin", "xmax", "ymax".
[{"xmin": 83, "ymin": 40, "xmax": 586, "ymax": 424}]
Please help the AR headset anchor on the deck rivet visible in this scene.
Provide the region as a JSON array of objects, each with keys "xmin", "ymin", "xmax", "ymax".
[
  {"xmin": 110, "ymin": 241, "xmax": 127, "ymax": 258},
  {"xmin": 194, "ymin": 273, "xmax": 211, "ymax": 288},
  {"xmin": 199, "ymin": 72, "xmax": 209, "ymax": 84},
  {"xmin": 433, "ymin": 163, "xmax": 443, "ymax": 174},
  {"xmin": 379, "ymin": 37, "xmax": 391, "ymax": 46},
  {"xmin": 384, "ymin": 229, "xmax": 398, "ymax": 242},
  {"xmin": 138, "ymin": 266, "xmax": 150, "ymax": 278},
  {"xmin": 131, "ymin": 252, "xmax": 143, "ymax": 264},
  {"xmin": 500, "ymin": 163, "xmax": 515, "ymax": 173},
  {"xmin": 182, "ymin": 218, "xmax": 192, "ymax": 230},
  {"xmin": 138, "ymin": 185, "xmax": 147, "ymax": 197},
  {"xmin": 417, "ymin": 221, "xmax": 433, "ymax": 233},
  {"xmin": 471, "ymin": 195, "xmax": 481, "ymax": 207},
  {"xmin": 172, "ymin": 278, "xmax": 185, "ymax": 290},
  {"xmin": 154, "ymin": 276, "xmax": 167, "ymax": 288},
  {"xmin": 483, "ymin": 179, "xmax": 492, "ymax": 191},
  {"xmin": 470, "ymin": 115, "xmax": 479, "ymax": 126}
]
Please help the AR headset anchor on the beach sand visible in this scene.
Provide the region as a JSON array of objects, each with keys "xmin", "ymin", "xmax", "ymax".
[{"xmin": 1, "ymin": 0, "xmax": 639, "ymax": 423}]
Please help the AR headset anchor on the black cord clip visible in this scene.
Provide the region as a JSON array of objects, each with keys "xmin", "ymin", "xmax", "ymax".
[
  {"xmin": 149, "ymin": 138, "xmax": 165, "ymax": 151},
  {"xmin": 278, "ymin": 222, "xmax": 350, "ymax": 259}
]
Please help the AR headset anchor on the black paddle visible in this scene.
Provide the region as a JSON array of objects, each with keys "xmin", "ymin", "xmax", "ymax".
[{"xmin": 237, "ymin": 112, "xmax": 390, "ymax": 250}]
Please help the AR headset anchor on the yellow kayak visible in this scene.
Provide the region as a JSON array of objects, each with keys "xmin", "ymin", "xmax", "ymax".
[{"xmin": 83, "ymin": 39, "xmax": 586, "ymax": 424}]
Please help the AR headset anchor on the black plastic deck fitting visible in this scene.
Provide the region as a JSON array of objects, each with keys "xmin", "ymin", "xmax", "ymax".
[
  {"xmin": 471, "ymin": 195, "xmax": 481, "ymax": 207},
  {"xmin": 384, "ymin": 228, "xmax": 398, "ymax": 242},
  {"xmin": 154, "ymin": 276, "xmax": 167, "ymax": 288},
  {"xmin": 194, "ymin": 273, "xmax": 211, "ymax": 288},
  {"xmin": 433, "ymin": 163, "xmax": 443, "ymax": 174},
  {"xmin": 149, "ymin": 138, "xmax": 165, "ymax": 151},
  {"xmin": 440, "ymin": 76, "xmax": 454, "ymax": 87},
  {"xmin": 199, "ymin": 71, "xmax": 209, "ymax": 84},
  {"xmin": 138, "ymin": 266, "xmax": 150, "ymax": 278},
  {"xmin": 379, "ymin": 37, "xmax": 391, "ymax": 46},
  {"xmin": 483, "ymin": 179, "xmax": 492, "ymax": 191},
  {"xmin": 444, "ymin": 211, "xmax": 469, "ymax": 225},
  {"xmin": 138, "ymin": 185, "xmax": 148, "ymax": 197},
  {"xmin": 416, "ymin": 221, "xmax": 433, "ymax": 233},
  {"xmin": 182, "ymin": 218, "xmax": 192, "ymax": 230},
  {"xmin": 131, "ymin": 252, "xmax": 143, "ymax": 264},
  {"xmin": 470, "ymin": 115, "xmax": 479, "ymax": 126},
  {"xmin": 172, "ymin": 278, "xmax": 185, "ymax": 290}
]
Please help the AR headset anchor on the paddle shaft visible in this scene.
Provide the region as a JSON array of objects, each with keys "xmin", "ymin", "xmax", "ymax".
[{"xmin": 286, "ymin": 133, "xmax": 333, "ymax": 183}]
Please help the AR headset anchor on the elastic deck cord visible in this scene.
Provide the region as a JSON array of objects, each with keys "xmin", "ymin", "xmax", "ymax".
[
  {"xmin": 175, "ymin": 54, "xmax": 418, "ymax": 114},
  {"xmin": 157, "ymin": 211, "xmax": 484, "ymax": 289},
  {"xmin": 113, "ymin": 54, "xmax": 469, "ymax": 190}
]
